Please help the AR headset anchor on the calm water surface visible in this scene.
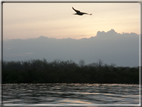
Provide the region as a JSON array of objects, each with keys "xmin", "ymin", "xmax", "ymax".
[{"xmin": 2, "ymin": 83, "xmax": 139, "ymax": 106}]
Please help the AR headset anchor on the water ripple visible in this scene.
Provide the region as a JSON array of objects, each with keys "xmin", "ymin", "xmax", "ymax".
[{"xmin": 2, "ymin": 83, "xmax": 139, "ymax": 105}]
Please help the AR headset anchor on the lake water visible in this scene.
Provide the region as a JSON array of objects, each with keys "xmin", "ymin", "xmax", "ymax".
[{"xmin": 2, "ymin": 83, "xmax": 140, "ymax": 106}]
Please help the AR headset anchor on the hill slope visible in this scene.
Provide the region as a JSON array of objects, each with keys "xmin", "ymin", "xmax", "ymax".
[{"xmin": 3, "ymin": 29, "xmax": 139, "ymax": 67}]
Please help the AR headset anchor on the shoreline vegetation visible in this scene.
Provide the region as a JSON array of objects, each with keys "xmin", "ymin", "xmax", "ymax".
[{"xmin": 2, "ymin": 59, "xmax": 139, "ymax": 84}]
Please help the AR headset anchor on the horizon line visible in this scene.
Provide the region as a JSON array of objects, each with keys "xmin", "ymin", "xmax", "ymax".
[{"xmin": 3, "ymin": 29, "xmax": 140, "ymax": 40}]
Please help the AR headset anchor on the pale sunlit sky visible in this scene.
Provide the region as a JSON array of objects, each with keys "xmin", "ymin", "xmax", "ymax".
[{"xmin": 3, "ymin": 3, "xmax": 140, "ymax": 39}]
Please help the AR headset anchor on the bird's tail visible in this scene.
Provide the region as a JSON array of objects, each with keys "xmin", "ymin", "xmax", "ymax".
[{"xmin": 87, "ymin": 13, "xmax": 92, "ymax": 15}]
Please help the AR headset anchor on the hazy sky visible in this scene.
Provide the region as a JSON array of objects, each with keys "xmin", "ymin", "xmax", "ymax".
[{"xmin": 3, "ymin": 2, "xmax": 140, "ymax": 39}]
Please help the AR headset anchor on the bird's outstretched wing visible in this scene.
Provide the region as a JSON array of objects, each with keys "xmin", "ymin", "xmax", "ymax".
[
  {"xmin": 72, "ymin": 7, "xmax": 80, "ymax": 13},
  {"xmin": 72, "ymin": 7, "xmax": 92, "ymax": 15}
]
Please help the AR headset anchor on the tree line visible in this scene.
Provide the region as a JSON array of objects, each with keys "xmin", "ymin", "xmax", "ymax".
[{"xmin": 2, "ymin": 59, "xmax": 139, "ymax": 84}]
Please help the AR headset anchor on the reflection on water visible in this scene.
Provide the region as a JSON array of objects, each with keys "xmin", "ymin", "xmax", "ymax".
[{"xmin": 2, "ymin": 83, "xmax": 139, "ymax": 106}]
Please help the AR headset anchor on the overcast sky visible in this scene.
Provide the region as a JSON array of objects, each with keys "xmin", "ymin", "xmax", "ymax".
[{"xmin": 3, "ymin": 2, "xmax": 140, "ymax": 39}]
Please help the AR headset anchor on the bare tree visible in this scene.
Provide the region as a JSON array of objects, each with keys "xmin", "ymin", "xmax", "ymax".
[{"xmin": 79, "ymin": 60, "xmax": 85, "ymax": 67}]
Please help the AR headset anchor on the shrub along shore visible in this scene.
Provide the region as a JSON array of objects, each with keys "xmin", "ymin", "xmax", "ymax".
[{"xmin": 2, "ymin": 59, "xmax": 139, "ymax": 84}]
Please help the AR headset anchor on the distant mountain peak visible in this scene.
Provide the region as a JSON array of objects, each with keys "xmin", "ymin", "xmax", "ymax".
[
  {"xmin": 109, "ymin": 29, "xmax": 115, "ymax": 32},
  {"xmin": 38, "ymin": 36, "xmax": 48, "ymax": 39},
  {"xmin": 96, "ymin": 29, "xmax": 117, "ymax": 37},
  {"xmin": 107, "ymin": 29, "xmax": 117, "ymax": 34}
]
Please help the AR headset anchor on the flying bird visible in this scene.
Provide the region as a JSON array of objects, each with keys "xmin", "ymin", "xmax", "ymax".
[{"xmin": 72, "ymin": 7, "xmax": 92, "ymax": 16}]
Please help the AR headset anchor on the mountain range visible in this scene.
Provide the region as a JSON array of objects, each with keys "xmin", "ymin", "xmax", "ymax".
[{"xmin": 3, "ymin": 29, "xmax": 139, "ymax": 67}]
